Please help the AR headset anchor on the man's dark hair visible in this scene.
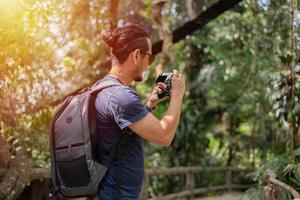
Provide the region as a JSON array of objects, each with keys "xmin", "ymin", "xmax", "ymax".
[{"xmin": 102, "ymin": 24, "xmax": 150, "ymax": 64}]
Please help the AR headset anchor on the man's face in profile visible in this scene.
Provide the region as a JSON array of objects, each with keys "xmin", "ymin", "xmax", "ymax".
[{"xmin": 133, "ymin": 37, "xmax": 152, "ymax": 82}]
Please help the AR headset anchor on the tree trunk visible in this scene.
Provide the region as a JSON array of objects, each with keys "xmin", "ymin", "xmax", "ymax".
[{"xmin": 0, "ymin": 137, "xmax": 10, "ymax": 169}]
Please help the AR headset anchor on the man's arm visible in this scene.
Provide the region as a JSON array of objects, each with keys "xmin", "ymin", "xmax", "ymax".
[{"xmin": 129, "ymin": 71, "xmax": 185, "ymax": 146}]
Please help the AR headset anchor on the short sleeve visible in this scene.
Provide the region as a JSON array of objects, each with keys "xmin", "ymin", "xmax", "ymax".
[{"xmin": 108, "ymin": 87, "xmax": 149, "ymax": 130}]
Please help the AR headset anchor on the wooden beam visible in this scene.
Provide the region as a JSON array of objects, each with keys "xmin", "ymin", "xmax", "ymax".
[{"xmin": 0, "ymin": 167, "xmax": 51, "ymax": 181}]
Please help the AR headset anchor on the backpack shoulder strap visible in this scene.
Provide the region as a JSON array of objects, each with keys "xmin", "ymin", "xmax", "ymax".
[
  {"xmin": 89, "ymin": 78, "xmax": 125, "ymax": 160},
  {"xmin": 91, "ymin": 79, "xmax": 123, "ymax": 96},
  {"xmin": 90, "ymin": 78, "xmax": 130, "ymax": 199}
]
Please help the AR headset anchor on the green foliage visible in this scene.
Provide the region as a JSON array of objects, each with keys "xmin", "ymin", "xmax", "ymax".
[
  {"xmin": 1, "ymin": 108, "xmax": 53, "ymax": 167},
  {"xmin": 242, "ymin": 188, "xmax": 264, "ymax": 200},
  {"xmin": 0, "ymin": 0, "xmax": 114, "ymax": 166}
]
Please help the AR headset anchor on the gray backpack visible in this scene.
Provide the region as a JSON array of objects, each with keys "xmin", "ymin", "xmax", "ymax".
[{"xmin": 49, "ymin": 79, "xmax": 123, "ymax": 198}]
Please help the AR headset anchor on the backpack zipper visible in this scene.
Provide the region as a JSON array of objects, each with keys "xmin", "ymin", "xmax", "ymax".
[{"xmin": 55, "ymin": 142, "xmax": 84, "ymax": 150}]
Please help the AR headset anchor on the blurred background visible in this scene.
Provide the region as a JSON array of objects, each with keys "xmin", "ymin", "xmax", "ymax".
[{"xmin": 0, "ymin": 0, "xmax": 300, "ymax": 199}]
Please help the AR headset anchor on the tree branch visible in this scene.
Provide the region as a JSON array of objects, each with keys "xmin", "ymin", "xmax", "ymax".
[
  {"xmin": 152, "ymin": 0, "xmax": 244, "ymax": 55},
  {"xmin": 109, "ymin": 0, "xmax": 120, "ymax": 30}
]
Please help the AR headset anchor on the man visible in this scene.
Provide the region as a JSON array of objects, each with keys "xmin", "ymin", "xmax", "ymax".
[{"xmin": 96, "ymin": 24, "xmax": 185, "ymax": 199}]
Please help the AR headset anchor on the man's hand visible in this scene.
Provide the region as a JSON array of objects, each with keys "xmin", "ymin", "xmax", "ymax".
[
  {"xmin": 146, "ymin": 82, "xmax": 169, "ymax": 110},
  {"xmin": 170, "ymin": 70, "xmax": 185, "ymax": 99}
]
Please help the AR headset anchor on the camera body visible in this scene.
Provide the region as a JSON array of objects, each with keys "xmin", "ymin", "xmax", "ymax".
[{"xmin": 155, "ymin": 72, "xmax": 173, "ymax": 99}]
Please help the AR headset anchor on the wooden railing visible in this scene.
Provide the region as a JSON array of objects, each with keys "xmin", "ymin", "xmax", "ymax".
[
  {"xmin": 0, "ymin": 166, "xmax": 254, "ymax": 199},
  {"xmin": 140, "ymin": 166, "xmax": 255, "ymax": 200}
]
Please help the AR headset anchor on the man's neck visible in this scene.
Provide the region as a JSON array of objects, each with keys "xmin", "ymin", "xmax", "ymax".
[{"xmin": 107, "ymin": 65, "xmax": 133, "ymax": 86}]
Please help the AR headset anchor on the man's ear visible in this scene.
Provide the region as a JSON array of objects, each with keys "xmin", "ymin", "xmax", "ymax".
[{"xmin": 132, "ymin": 49, "xmax": 141, "ymax": 65}]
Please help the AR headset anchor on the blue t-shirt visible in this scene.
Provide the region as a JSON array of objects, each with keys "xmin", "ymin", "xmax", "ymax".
[{"xmin": 95, "ymin": 76, "xmax": 149, "ymax": 199}]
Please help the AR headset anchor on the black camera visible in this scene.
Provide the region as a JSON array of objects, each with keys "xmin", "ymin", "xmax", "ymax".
[{"xmin": 155, "ymin": 72, "xmax": 173, "ymax": 99}]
